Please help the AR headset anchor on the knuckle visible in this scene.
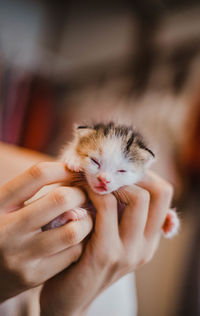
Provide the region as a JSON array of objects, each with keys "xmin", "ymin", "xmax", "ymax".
[
  {"xmin": 51, "ymin": 187, "xmax": 68, "ymax": 206},
  {"xmin": 123, "ymin": 259, "xmax": 133, "ymax": 270},
  {"xmin": 1, "ymin": 185, "xmax": 14, "ymax": 200},
  {"xmin": 137, "ymin": 257, "xmax": 147, "ymax": 267},
  {"xmin": 135, "ymin": 189, "xmax": 150, "ymax": 205},
  {"xmin": 122, "ymin": 252, "xmax": 137, "ymax": 269},
  {"xmin": 72, "ymin": 244, "xmax": 83, "ymax": 263},
  {"xmin": 100, "ymin": 247, "xmax": 120, "ymax": 268},
  {"xmin": 28, "ymin": 163, "xmax": 45, "ymax": 180},
  {"xmin": 163, "ymin": 183, "xmax": 174, "ymax": 200},
  {"xmin": 146, "ymin": 252, "xmax": 154, "ymax": 263},
  {"xmin": 153, "ymin": 180, "xmax": 174, "ymax": 201},
  {"xmin": 138, "ymin": 254, "xmax": 152, "ymax": 267},
  {"xmin": 137, "ymin": 247, "xmax": 155, "ymax": 267},
  {"xmin": 61, "ymin": 226, "xmax": 79, "ymax": 245},
  {"xmin": 19, "ymin": 265, "xmax": 37, "ymax": 288},
  {"xmin": 101, "ymin": 253, "xmax": 117, "ymax": 268},
  {"xmin": 2, "ymin": 255, "xmax": 36, "ymax": 287},
  {"xmin": 108, "ymin": 252, "xmax": 119, "ymax": 266},
  {"xmin": 2, "ymin": 252, "xmax": 18, "ymax": 272}
]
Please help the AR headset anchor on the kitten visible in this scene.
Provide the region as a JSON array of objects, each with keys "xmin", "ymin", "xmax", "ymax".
[{"xmin": 60, "ymin": 122, "xmax": 180, "ymax": 238}]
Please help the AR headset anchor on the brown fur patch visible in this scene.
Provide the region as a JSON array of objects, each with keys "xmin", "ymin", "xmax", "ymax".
[
  {"xmin": 75, "ymin": 122, "xmax": 154, "ymax": 164},
  {"xmin": 76, "ymin": 131, "xmax": 103, "ymax": 158}
]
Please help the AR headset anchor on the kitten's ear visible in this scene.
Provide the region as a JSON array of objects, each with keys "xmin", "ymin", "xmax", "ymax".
[
  {"xmin": 139, "ymin": 148, "xmax": 155, "ymax": 168},
  {"xmin": 126, "ymin": 131, "xmax": 155, "ymax": 168},
  {"xmin": 74, "ymin": 124, "xmax": 94, "ymax": 137}
]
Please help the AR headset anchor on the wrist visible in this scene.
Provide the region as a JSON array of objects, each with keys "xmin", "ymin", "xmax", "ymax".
[
  {"xmin": 40, "ymin": 298, "xmax": 88, "ymax": 316},
  {"xmin": 40, "ymin": 307, "xmax": 88, "ymax": 316}
]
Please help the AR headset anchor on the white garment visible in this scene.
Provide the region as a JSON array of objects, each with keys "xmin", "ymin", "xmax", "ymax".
[
  {"xmin": 0, "ymin": 292, "xmax": 28, "ymax": 316},
  {"xmin": 0, "ymin": 274, "xmax": 137, "ymax": 316},
  {"xmin": 88, "ymin": 273, "xmax": 137, "ymax": 316}
]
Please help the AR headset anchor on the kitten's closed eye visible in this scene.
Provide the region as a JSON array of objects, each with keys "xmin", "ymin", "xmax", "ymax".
[
  {"xmin": 90, "ymin": 158, "xmax": 100, "ymax": 168},
  {"xmin": 118, "ymin": 170, "xmax": 126, "ymax": 173}
]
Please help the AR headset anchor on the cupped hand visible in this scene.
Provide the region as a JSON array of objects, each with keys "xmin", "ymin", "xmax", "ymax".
[
  {"xmin": 40, "ymin": 171, "xmax": 173, "ymax": 316},
  {"xmin": 0, "ymin": 162, "xmax": 92, "ymax": 302}
]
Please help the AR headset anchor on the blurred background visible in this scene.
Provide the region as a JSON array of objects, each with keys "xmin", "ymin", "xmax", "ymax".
[{"xmin": 0, "ymin": 1, "xmax": 200, "ymax": 315}]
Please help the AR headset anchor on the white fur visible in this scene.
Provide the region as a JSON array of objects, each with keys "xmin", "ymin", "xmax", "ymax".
[
  {"xmin": 63, "ymin": 136, "xmax": 144, "ymax": 194},
  {"xmin": 62, "ymin": 127, "xmax": 179, "ymax": 239}
]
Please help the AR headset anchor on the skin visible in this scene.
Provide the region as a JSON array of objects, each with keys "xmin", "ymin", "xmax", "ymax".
[
  {"xmin": 0, "ymin": 161, "xmax": 93, "ymax": 303},
  {"xmin": 0, "ymin": 143, "xmax": 174, "ymax": 315},
  {"xmin": 40, "ymin": 170, "xmax": 173, "ymax": 316}
]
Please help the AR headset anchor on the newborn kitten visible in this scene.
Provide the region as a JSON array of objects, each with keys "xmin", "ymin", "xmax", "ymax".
[{"xmin": 61, "ymin": 122, "xmax": 179, "ymax": 239}]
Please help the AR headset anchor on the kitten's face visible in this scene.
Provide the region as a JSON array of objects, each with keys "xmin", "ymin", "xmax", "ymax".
[
  {"xmin": 76, "ymin": 123, "xmax": 154, "ymax": 195},
  {"xmin": 82, "ymin": 143, "xmax": 143, "ymax": 194}
]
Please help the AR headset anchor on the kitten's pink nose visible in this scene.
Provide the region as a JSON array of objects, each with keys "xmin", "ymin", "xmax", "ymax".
[{"xmin": 97, "ymin": 174, "xmax": 110, "ymax": 185}]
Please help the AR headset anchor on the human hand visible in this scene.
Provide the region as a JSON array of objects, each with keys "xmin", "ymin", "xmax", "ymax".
[
  {"xmin": 40, "ymin": 171, "xmax": 173, "ymax": 316},
  {"xmin": 0, "ymin": 162, "xmax": 92, "ymax": 303}
]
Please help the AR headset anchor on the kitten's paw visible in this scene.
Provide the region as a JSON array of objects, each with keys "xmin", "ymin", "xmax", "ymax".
[
  {"xmin": 162, "ymin": 209, "xmax": 180, "ymax": 239},
  {"xmin": 64, "ymin": 155, "xmax": 83, "ymax": 172},
  {"xmin": 42, "ymin": 208, "xmax": 87, "ymax": 231}
]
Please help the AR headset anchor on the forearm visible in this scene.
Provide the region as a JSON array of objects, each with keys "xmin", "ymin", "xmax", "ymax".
[{"xmin": 0, "ymin": 142, "xmax": 53, "ymax": 184}]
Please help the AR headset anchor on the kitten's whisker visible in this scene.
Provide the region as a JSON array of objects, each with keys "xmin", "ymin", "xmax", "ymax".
[{"xmin": 71, "ymin": 174, "xmax": 85, "ymax": 185}]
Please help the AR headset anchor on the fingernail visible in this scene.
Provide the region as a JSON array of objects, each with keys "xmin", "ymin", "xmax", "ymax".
[{"xmin": 71, "ymin": 207, "xmax": 88, "ymax": 220}]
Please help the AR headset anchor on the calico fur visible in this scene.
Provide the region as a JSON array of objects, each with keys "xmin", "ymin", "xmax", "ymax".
[{"xmin": 60, "ymin": 121, "xmax": 180, "ymax": 238}]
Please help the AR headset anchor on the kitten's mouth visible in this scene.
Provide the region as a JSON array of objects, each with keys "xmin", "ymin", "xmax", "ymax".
[{"xmin": 93, "ymin": 185, "xmax": 108, "ymax": 194}]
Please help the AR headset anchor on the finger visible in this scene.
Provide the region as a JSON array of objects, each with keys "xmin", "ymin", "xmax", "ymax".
[
  {"xmin": 86, "ymin": 187, "xmax": 119, "ymax": 237},
  {"xmin": 39, "ymin": 243, "xmax": 83, "ymax": 283},
  {"xmin": 0, "ymin": 162, "xmax": 73, "ymax": 212},
  {"xmin": 17, "ymin": 186, "xmax": 87, "ymax": 230},
  {"xmin": 118, "ymin": 185, "xmax": 150, "ymax": 243},
  {"xmin": 137, "ymin": 170, "xmax": 173, "ymax": 238},
  {"xmin": 27, "ymin": 213, "xmax": 92, "ymax": 257}
]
